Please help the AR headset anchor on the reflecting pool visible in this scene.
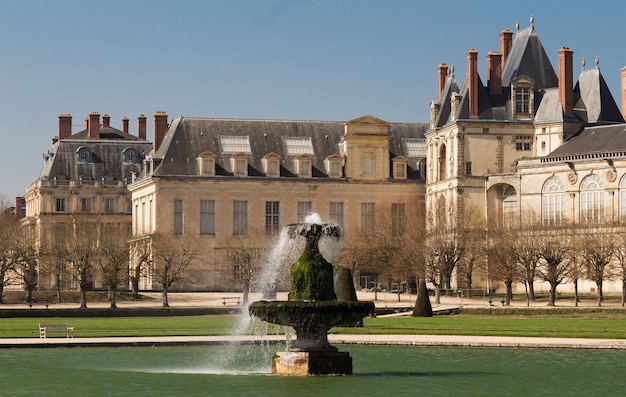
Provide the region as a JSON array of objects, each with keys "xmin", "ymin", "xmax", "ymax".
[{"xmin": 1, "ymin": 344, "xmax": 624, "ymax": 396}]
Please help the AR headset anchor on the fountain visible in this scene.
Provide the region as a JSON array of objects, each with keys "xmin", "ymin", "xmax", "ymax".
[{"xmin": 249, "ymin": 222, "xmax": 375, "ymax": 376}]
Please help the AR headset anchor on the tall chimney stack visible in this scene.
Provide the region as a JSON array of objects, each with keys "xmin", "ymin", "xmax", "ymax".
[
  {"xmin": 137, "ymin": 114, "xmax": 147, "ymax": 140},
  {"xmin": 58, "ymin": 114, "xmax": 72, "ymax": 140},
  {"xmin": 487, "ymin": 51, "xmax": 502, "ymax": 95},
  {"xmin": 558, "ymin": 47, "xmax": 574, "ymax": 115},
  {"xmin": 154, "ymin": 111, "xmax": 168, "ymax": 152},
  {"xmin": 102, "ymin": 114, "xmax": 110, "ymax": 128},
  {"xmin": 499, "ymin": 29, "xmax": 513, "ymax": 63},
  {"xmin": 122, "ymin": 116, "xmax": 129, "ymax": 133},
  {"xmin": 437, "ymin": 63, "xmax": 449, "ymax": 100},
  {"xmin": 467, "ymin": 49, "xmax": 479, "ymax": 117},
  {"xmin": 88, "ymin": 112, "xmax": 100, "ymax": 139},
  {"xmin": 621, "ymin": 66, "xmax": 626, "ymax": 121}
]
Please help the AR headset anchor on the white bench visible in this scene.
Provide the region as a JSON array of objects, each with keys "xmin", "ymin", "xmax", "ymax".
[
  {"xmin": 39, "ymin": 323, "xmax": 74, "ymax": 338},
  {"xmin": 222, "ymin": 297, "xmax": 241, "ymax": 306}
]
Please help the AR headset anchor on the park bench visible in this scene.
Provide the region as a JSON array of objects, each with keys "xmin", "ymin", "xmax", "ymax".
[
  {"xmin": 27, "ymin": 297, "xmax": 52, "ymax": 309},
  {"xmin": 222, "ymin": 296, "xmax": 241, "ymax": 306},
  {"xmin": 39, "ymin": 323, "xmax": 74, "ymax": 338}
]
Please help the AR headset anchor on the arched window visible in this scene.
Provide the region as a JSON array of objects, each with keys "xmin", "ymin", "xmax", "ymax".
[
  {"xmin": 542, "ymin": 177, "xmax": 566, "ymax": 226},
  {"xmin": 502, "ymin": 185, "xmax": 517, "ymax": 224},
  {"xmin": 580, "ymin": 174, "xmax": 605, "ymax": 225},
  {"xmin": 619, "ymin": 175, "xmax": 626, "ymax": 222}
]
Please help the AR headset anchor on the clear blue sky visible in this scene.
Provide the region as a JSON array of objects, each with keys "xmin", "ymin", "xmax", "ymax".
[{"xmin": 2, "ymin": 0, "xmax": 626, "ymax": 200}]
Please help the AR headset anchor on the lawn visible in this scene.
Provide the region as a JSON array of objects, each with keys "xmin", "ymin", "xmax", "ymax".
[{"xmin": 1, "ymin": 311, "xmax": 626, "ymax": 339}]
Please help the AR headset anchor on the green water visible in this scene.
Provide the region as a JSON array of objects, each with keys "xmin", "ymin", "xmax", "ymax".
[{"xmin": 0, "ymin": 344, "xmax": 624, "ymax": 396}]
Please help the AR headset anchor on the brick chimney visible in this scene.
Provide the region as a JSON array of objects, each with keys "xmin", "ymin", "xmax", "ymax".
[
  {"xmin": 58, "ymin": 114, "xmax": 72, "ymax": 140},
  {"xmin": 621, "ymin": 66, "xmax": 626, "ymax": 120},
  {"xmin": 88, "ymin": 112, "xmax": 100, "ymax": 139},
  {"xmin": 499, "ymin": 29, "xmax": 513, "ymax": 63},
  {"xmin": 154, "ymin": 111, "xmax": 168, "ymax": 152},
  {"xmin": 467, "ymin": 49, "xmax": 479, "ymax": 117},
  {"xmin": 437, "ymin": 63, "xmax": 449, "ymax": 100},
  {"xmin": 487, "ymin": 51, "xmax": 502, "ymax": 95},
  {"xmin": 122, "ymin": 116, "xmax": 129, "ymax": 133},
  {"xmin": 102, "ymin": 114, "xmax": 110, "ymax": 128},
  {"xmin": 558, "ymin": 47, "xmax": 574, "ymax": 116},
  {"xmin": 137, "ymin": 114, "xmax": 147, "ymax": 140}
]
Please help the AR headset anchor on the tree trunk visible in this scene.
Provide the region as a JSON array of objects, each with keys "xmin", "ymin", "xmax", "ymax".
[
  {"xmin": 0, "ymin": 284, "xmax": 4, "ymax": 304},
  {"xmin": 528, "ymin": 282, "xmax": 536, "ymax": 301},
  {"xmin": 574, "ymin": 279, "xmax": 579, "ymax": 307},
  {"xmin": 110, "ymin": 287, "xmax": 117, "ymax": 309},
  {"xmin": 622, "ymin": 279, "xmax": 626, "ymax": 307},
  {"xmin": 242, "ymin": 282, "xmax": 250, "ymax": 305},
  {"xmin": 524, "ymin": 282, "xmax": 530, "ymax": 306},
  {"xmin": 55, "ymin": 273, "xmax": 62, "ymax": 303},
  {"xmin": 504, "ymin": 280, "xmax": 513, "ymax": 306},
  {"xmin": 548, "ymin": 281, "xmax": 557, "ymax": 306},
  {"xmin": 162, "ymin": 286, "xmax": 169, "ymax": 307},
  {"xmin": 596, "ymin": 279, "xmax": 603, "ymax": 307},
  {"xmin": 79, "ymin": 286, "xmax": 88, "ymax": 309}
]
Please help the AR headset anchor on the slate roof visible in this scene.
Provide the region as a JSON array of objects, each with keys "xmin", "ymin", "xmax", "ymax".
[
  {"xmin": 546, "ymin": 124, "xmax": 626, "ymax": 157},
  {"xmin": 150, "ymin": 117, "xmax": 428, "ymax": 180},
  {"xmin": 39, "ymin": 126, "xmax": 152, "ymax": 184}
]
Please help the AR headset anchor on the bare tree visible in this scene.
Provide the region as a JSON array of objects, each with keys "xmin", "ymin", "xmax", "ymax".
[
  {"xmin": 536, "ymin": 232, "xmax": 570, "ymax": 306},
  {"xmin": 613, "ymin": 231, "xmax": 626, "ymax": 307},
  {"xmin": 39, "ymin": 240, "xmax": 70, "ymax": 302},
  {"xmin": 129, "ymin": 237, "xmax": 151, "ymax": 300},
  {"xmin": 98, "ymin": 224, "xmax": 130, "ymax": 308},
  {"xmin": 487, "ymin": 226, "xmax": 518, "ymax": 306},
  {"xmin": 150, "ymin": 233, "xmax": 201, "ymax": 307},
  {"xmin": 579, "ymin": 229, "xmax": 614, "ymax": 307},
  {"xmin": 0, "ymin": 213, "xmax": 28, "ymax": 303},
  {"xmin": 225, "ymin": 231, "xmax": 267, "ymax": 305},
  {"xmin": 66, "ymin": 217, "xmax": 99, "ymax": 309},
  {"xmin": 510, "ymin": 226, "xmax": 541, "ymax": 305}
]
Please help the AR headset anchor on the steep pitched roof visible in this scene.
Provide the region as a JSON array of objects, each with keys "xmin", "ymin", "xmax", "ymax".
[
  {"xmin": 547, "ymin": 124, "xmax": 626, "ymax": 157},
  {"xmin": 151, "ymin": 117, "xmax": 428, "ymax": 179},
  {"xmin": 574, "ymin": 67, "xmax": 624, "ymax": 123},
  {"xmin": 501, "ymin": 26, "xmax": 558, "ymax": 90}
]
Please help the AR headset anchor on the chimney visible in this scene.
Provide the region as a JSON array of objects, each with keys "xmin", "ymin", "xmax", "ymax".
[
  {"xmin": 154, "ymin": 111, "xmax": 168, "ymax": 152},
  {"xmin": 58, "ymin": 114, "xmax": 72, "ymax": 140},
  {"xmin": 137, "ymin": 114, "xmax": 147, "ymax": 140},
  {"xmin": 467, "ymin": 49, "xmax": 479, "ymax": 117},
  {"xmin": 558, "ymin": 47, "xmax": 574, "ymax": 115},
  {"xmin": 102, "ymin": 114, "xmax": 110, "ymax": 128},
  {"xmin": 487, "ymin": 51, "xmax": 502, "ymax": 95},
  {"xmin": 122, "ymin": 116, "xmax": 129, "ymax": 133},
  {"xmin": 621, "ymin": 66, "xmax": 626, "ymax": 120},
  {"xmin": 499, "ymin": 29, "xmax": 513, "ymax": 63},
  {"xmin": 88, "ymin": 112, "xmax": 100, "ymax": 139},
  {"xmin": 437, "ymin": 63, "xmax": 449, "ymax": 100}
]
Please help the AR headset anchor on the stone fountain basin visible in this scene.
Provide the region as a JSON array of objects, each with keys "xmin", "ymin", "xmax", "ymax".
[{"xmin": 249, "ymin": 300, "xmax": 375, "ymax": 329}]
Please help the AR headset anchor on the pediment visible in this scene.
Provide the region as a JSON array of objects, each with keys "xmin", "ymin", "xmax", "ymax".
[
  {"xmin": 510, "ymin": 74, "xmax": 536, "ymax": 86},
  {"xmin": 345, "ymin": 115, "xmax": 389, "ymax": 126}
]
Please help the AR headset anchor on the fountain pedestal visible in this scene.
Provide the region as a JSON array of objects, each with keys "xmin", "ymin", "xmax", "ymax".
[{"xmin": 272, "ymin": 351, "xmax": 352, "ymax": 376}]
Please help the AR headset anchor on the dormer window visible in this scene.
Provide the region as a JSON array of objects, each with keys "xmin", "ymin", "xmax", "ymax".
[
  {"xmin": 76, "ymin": 147, "xmax": 92, "ymax": 163},
  {"xmin": 230, "ymin": 154, "xmax": 248, "ymax": 177},
  {"xmin": 296, "ymin": 154, "xmax": 313, "ymax": 178},
  {"xmin": 123, "ymin": 148, "xmax": 140, "ymax": 164},
  {"xmin": 325, "ymin": 154, "xmax": 343, "ymax": 179},
  {"xmin": 511, "ymin": 77, "xmax": 535, "ymax": 120},
  {"xmin": 262, "ymin": 153, "xmax": 281, "ymax": 177},
  {"xmin": 198, "ymin": 151, "xmax": 216, "ymax": 176},
  {"xmin": 392, "ymin": 156, "xmax": 408, "ymax": 180}
]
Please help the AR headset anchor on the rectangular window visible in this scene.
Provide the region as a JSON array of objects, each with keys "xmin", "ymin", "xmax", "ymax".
[
  {"xmin": 542, "ymin": 194, "xmax": 565, "ymax": 226},
  {"xmin": 299, "ymin": 160, "xmax": 311, "ymax": 176},
  {"xmin": 465, "ymin": 161, "xmax": 472, "ymax": 176},
  {"xmin": 81, "ymin": 198, "xmax": 92, "ymax": 212},
  {"xmin": 233, "ymin": 200, "xmax": 248, "ymax": 235},
  {"xmin": 297, "ymin": 201, "xmax": 312, "ymax": 223},
  {"xmin": 55, "ymin": 198, "xmax": 66, "ymax": 212},
  {"xmin": 104, "ymin": 198, "xmax": 115, "ymax": 213},
  {"xmin": 516, "ymin": 136, "xmax": 532, "ymax": 151},
  {"xmin": 391, "ymin": 203, "xmax": 406, "ymax": 237},
  {"xmin": 200, "ymin": 200, "xmax": 216, "ymax": 235},
  {"xmin": 174, "ymin": 199, "xmax": 183, "ymax": 235},
  {"xmin": 394, "ymin": 162, "xmax": 406, "ymax": 178},
  {"xmin": 235, "ymin": 159, "xmax": 246, "ymax": 175},
  {"xmin": 330, "ymin": 202, "xmax": 344, "ymax": 229},
  {"xmin": 330, "ymin": 161, "xmax": 341, "ymax": 177},
  {"xmin": 515, "ymin": 87, "xmax": 530, "ymax": 113},
  {"xmin": 202, "ymin": 158, "xmax": 214, "ymax": 174},
  {"xmin": 361, "ymin": 202, "xmax": 376, "ymax": 235},
  {"xmin": 361, "ymin": 152, "xmax": 374, "ymax": 176},
  {"xmin": 265, "ymin": 201, "xmax": 280, "ymax": 235},
  {"xmin": 128, "ymin": 200, "xmax": 133, "ymax": 213},
  {"xmin": 267, "ymin": 160, "xmax": 279, "ymax": 176}
]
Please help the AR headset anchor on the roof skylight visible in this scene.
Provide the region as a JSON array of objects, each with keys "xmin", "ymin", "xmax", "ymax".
[
  {"xmin": 403, "ymin": 138, "xmax": 426, "ymax": 158},
  {"xmin": 219, "ymin": 135, "xmax": 251, "ymax": 154},
  {"xmin": 283, "ymin": 136, "xmax": 314, "ymax": 156}
]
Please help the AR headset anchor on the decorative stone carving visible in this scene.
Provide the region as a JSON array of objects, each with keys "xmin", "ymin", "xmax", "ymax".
[
  {"xmin": 567, "ymin": 172, "xmax": 578, "ymax": 184},
  {"xmin": 607, "ymin": 170, "xmax": 617, "ymax": 182}
]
